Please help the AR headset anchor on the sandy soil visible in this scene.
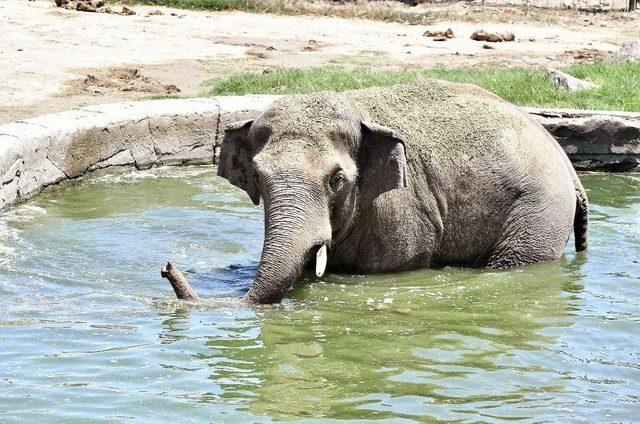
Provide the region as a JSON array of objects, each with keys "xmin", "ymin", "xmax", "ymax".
[{"xmin": 0, "ymin": 0, "xmax": 636, "ymax": 123}]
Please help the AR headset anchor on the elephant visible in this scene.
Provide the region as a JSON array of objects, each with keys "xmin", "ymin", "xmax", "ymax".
[{"xmin": 217, "ymin": 79, "xmax": 589, "ymax": 304}]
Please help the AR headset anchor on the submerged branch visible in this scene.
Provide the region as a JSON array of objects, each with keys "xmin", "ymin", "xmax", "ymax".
[{"xmin": 161, "ymin": 262, "xmax": 200, "ymax": 300}]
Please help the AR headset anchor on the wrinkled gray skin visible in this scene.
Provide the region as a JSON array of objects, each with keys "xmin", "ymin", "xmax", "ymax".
[{"xmin": 218, "ymin": 79, "xmax": 589, "ymax": 304}]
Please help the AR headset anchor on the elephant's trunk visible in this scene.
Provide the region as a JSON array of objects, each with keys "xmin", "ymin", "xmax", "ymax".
[{"xmin": 244, "ymin": 177, "xmax": 331, "ymax": 304}]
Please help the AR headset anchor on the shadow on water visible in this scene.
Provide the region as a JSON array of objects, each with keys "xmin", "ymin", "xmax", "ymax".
[
  {"xmin": 184, "ymin": 263, "xmax": 258, "ymax": 298},
  {"xmin": 156, "ymin": 255, "xmax": 586, "ymax": 421}
]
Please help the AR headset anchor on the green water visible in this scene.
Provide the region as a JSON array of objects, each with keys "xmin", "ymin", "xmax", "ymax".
[{"xmin": 0, "ymin": 167, "xmax": 638, "ymax": 423}]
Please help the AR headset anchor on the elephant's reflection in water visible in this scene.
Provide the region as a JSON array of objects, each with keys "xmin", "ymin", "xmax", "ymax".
[{"xmin": 154, "ymin": 256, "xmax": 585, "ymax": 420}]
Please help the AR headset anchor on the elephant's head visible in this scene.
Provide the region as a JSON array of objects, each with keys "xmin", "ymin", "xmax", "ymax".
[{"xmin": 218, "ymin": 93, "xmax": 408, "ymax": 303}]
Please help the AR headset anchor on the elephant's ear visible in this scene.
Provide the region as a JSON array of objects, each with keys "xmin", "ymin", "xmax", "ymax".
[
  {"xmin": 218, "ymin": 119, "xmax": 260, "ymax": 205},
  {"xmin": 358, "ymin": 121, "xmax": 408, "ymax": 206}
]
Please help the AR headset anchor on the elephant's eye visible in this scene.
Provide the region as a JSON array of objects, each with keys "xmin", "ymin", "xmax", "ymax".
[{"xmin": 329, "ymin": 169, "xmax": 345, "ymax": 192}]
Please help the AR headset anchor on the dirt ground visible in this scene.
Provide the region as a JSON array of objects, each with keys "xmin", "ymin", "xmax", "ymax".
[{"xmin": 0, "ymin": 0, "xmax": 637, "ymax": 123}]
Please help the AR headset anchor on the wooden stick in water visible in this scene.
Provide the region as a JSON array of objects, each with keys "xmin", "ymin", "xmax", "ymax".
[{"xmin": 161, "ymin": 262, "xmax": 200, "ymax": 300}]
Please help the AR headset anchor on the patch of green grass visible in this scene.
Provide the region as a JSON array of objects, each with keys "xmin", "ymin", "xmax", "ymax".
[
  {"xmin": 201, "ymin": 62, "xmax": 640, "ymax": 111},
  {"xmin": 139, "ymin": 93, "xmax": 184, "ymax": 100},
  {"xmin": 123, "ymin": 0, "xmax": 256, "ymax": 12},
  {"xmin": 121, "ymin": 0, "xmax": 438, "ymax": 24}
]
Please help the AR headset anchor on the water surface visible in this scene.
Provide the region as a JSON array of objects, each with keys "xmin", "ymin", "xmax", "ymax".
[{"xmin": 1, "ymin": 168, "xmax": 638, "ymax": 423}]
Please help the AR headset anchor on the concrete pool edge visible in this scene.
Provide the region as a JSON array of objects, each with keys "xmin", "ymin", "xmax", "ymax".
[
  {"xmin": 0, "ymin": 95, "xmax": 278, "ymax": 210},
  {"xmin": 525, "ymin": 107, "xmax": 640, "ymax": 173},
  {"xmin": 0, "ymin": 96, "xmax": 638, "ymax": 210}
]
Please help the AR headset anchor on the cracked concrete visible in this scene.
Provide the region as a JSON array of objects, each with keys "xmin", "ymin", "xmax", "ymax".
[{"xmin": 0, "ymin": 95, "xmax": 637, "ymax": 210}]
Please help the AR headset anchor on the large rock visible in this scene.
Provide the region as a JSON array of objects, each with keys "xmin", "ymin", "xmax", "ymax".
[
  {"xmin": 547, "ymin": 68, "xmax": 597, "ymax": 92},
  {"xmin": 613, "ymin": 41, "xmax": 640, "ymax": 62},
  {"xmin": 470, "ymin": 30, "xmax": 515, "ymax": 42}
]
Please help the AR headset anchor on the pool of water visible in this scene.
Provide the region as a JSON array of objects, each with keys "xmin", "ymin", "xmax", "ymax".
[{"xmin": 0, "ymin": 167, "xmax": 638, "ymax": 423}]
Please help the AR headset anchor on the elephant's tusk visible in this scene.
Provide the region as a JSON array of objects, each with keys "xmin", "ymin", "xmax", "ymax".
[{"xmin": 316, "ymin": 244, "xmax": 327, "ymax": 278}]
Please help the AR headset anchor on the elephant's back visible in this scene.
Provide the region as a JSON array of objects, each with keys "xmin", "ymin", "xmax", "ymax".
[{"xmin": 346, "ymin": 79, "xmax": 540, "ymax": 163}]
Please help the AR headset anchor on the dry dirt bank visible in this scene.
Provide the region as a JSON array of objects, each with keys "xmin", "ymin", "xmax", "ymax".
[{"xmin": 0, "ymin": 0, "xmax": 635, "ymax": 123}]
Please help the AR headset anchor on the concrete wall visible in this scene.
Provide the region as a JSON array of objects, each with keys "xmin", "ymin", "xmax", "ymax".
[
  {"xmin": 0, "ymin": 96, "xmax": 638, "ymax": 210},
  {"xmin": 0, "ymin": 96, "xmax": 277, "ymax": 209},
  {"xmin": 525, "ymin": 107, "xmax": 640, "ymax": 172}
]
